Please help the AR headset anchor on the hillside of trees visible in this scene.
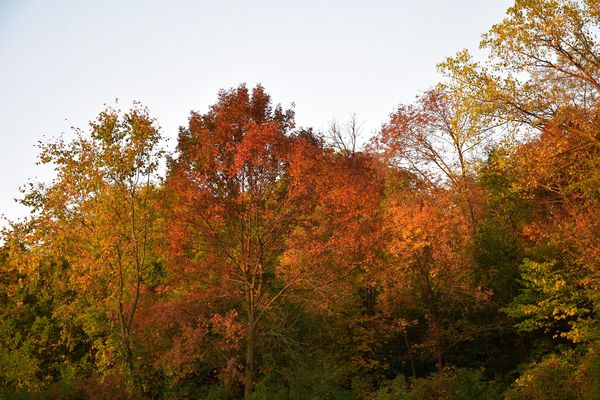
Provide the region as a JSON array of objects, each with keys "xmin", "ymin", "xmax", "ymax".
[{"xmin": 1, "ymin": 1, "xmax": 599, "ymax": 399}]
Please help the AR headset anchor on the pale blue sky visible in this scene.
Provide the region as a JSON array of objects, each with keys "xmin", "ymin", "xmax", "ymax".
[{"xmin": 0, "ymin": 0, "xmax": 512, "ymax": 225}]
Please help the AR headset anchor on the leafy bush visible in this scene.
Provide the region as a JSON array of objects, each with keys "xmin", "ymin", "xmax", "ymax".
[
  {"xmin": 506, "ymin": 355, "xmax": 579, "ymax": 400},
  {"xmin": 374, "ymin": 368, "xmax": 501, "ymax": 400}
]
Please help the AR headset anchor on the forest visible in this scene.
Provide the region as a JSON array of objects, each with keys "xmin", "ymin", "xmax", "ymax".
[{"xmin": 0, "ymin": 0, "xmax": 598, "ymax": 399}]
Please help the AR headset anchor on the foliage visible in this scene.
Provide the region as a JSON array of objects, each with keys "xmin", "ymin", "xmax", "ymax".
[{"xmin": 1, "ymin": 1, "xmax": 599, "ymax": 397}]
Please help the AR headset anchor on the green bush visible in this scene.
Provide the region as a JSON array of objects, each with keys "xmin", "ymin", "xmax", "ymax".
[
  {"xmin": 374, "ymin": 368, "xmax": 500, "ymax": 400},
  {"xmin": 506, "ymin": 356, "xmax": 578, "ymax": 400}
]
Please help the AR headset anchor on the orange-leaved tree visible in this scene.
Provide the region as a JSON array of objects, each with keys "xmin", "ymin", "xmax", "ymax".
[
  {"xmin": 375, "ymin": 87, "xmax": 496, "ymax": 233},
  {"xmin": 165, "ymin": 85, "xmax": 331, "ymax": 398},
  {"xmin": 19, "ymin": 105, "xmax": 164, "ymax": 386}
]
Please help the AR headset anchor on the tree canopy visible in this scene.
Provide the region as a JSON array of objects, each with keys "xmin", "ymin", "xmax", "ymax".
[{"xmin": 1, "ymin": 1, "xmax": 599, "ymax": 399}]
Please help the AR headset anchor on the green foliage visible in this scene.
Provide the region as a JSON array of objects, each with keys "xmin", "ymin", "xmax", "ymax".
[
  {"xmin": 0, "ymin": 321, "xmax": 39, "ymax": 390},
  {"xmin": 504, "ymin": 259, "xmax": 596, "ymax": 343},
  {"xmin": 578, "ymin": 348, "xmax": 600, "ymax": 400},
  {"xmin": 374, "ymin": 369, "xmax": 502, "ymax": 400},
  {"xmin": 253, "ymin": 350, "xmax": 353, "ymax": 400},
  {"xmin": 251, "ymin": 375, "xmax": 288, "ymax": 400},
  {"xmin": 506, "ymin": 355, "xmax": 578, "ymax": 400},
  {"xmin": 374, "ymin": 375, "xmax": 412, "ymax": 400},
  {"xmin": 504, "ymin": 349, "xmax": 600, "ymax": 400}
]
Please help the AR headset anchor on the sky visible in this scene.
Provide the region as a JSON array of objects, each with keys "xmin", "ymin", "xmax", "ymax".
[{"xmin": 0, "ymin": 0, "xmax": 512, "ymax": 226}]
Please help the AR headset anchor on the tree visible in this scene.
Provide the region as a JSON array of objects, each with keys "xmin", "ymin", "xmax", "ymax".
[
  {"xmin": 437, "ymin": 0, "xmax": 600, "ymax": 356},
  {"xmin": 484, "ymin": 0, "xmax": 600, "ymax": 93},
  {"xmin": 379, "ymin": 186, "xmax": 488, "ymax": 372},
  {"xmin": 375, "ymin": 87, "xmax": 497, "ymax": 232},
  {"xmin": 20, "ymin": 105, "xmax": 164, "ymax": 387},
  {"xmin": 439, "ymin": 0, "xmax": 600, "ymax": 146},
  {"xmin": 166, "ymin": 84, "xmax": 327, "ymax": 398},
  {"xmin": 327, "ymin": 113, "xmax": 363, "ymax": 157},
  {"xmin": 501, "ymin": 104, "xmax": 600, "ymax": 345},
  {"xmin": 281, "ymin": 145, "xmax": 389, "ymax": 394}
]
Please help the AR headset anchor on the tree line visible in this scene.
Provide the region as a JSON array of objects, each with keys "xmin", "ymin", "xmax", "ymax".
[{"xmin": 1, "ymin": 0, "xmax": 598, "ymax": 398}]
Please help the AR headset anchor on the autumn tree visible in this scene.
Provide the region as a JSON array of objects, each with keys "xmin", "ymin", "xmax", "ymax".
[
  {"xmin": 381, "ymin": 185, "xmax": 490, "ymax": 372},
  {"xmin": 498, "ymin": 105, "xmax": 600, "ymax": 345},
  {"xmin": 435, "ymin": 0, "xmax": 599, "ymax": 389},
  {"xmin": 166, "ymin": 85, "xmax": 335, "ymax": 398},
  {"xmin": 282, "ymin": 144, "xmax": 391, "ymax": 393},
  {"xmin": 375, "ymin": 87, "xmax": 499, "ymax": 233},
  {"xmin": 438, "ymin": 0, "xmax": 599, "ymax": 342},
  {"xmin": 19, "ymin": 105, "xmax": 164, "ymax": 388},
  {"xmin": 372, "ymin": 81, "xmax": 502, "ymax": 374},
  {"xmin": 439, "ymin": 0, "xmax": 600, "ymax": 144}
]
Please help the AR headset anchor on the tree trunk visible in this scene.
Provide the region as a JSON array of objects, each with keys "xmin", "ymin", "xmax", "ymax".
[
  {"xmin": 417, "ymin": 250, "xmax": 446, "ymax": 372},
  {"xmin": 430, "ymin": 318, "xmax": 445, "ymax": 373},
  {"xmin": 244, "ymin": 304, "xmax": 255, "ymax": 400},
  {"xmin": 403, "ymin": 333, "xmax": 417, "ymax": 378}
]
